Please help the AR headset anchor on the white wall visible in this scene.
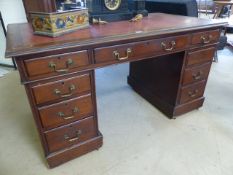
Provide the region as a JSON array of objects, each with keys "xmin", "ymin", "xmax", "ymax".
[
  {"xmin": 0, "ymin": 0, "xmax": 27, "ymax": 26},
  {"xmin": 0, "ymin": 0, "xmax": 27, "ymax": 65}
]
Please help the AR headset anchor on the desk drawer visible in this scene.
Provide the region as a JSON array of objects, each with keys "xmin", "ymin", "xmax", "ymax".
[
  {"xmin": 186, "ymin": 47, "xmax": 215, "ymax": 66},
  {"xmin": 191, "ymin": 30, "xmax": 220, "ymax": 45},
  {"xmin": 179, "ymin": 81, "xmax": 206, "ymax": 104},
  {"xmin": 182, "ymin": 63, "xmax": 211, "ymax": 85},
  {"xmin": 38, "ymin": 94, "xmax": 94, "ymax": 129},
  {"xmin": 94, "ymin": 35, "xmax": 189, "ymax": 64},
  {"xmin": 24, "ymin": 51, "xmax": 89, "ymax": 78},
  {"xmin": 32, "ymin": 73, "xmax": 91, "ymax": 105},
  {"xmin": 45, "ymin": 116, "xmax": 97, "ymax": 153}
]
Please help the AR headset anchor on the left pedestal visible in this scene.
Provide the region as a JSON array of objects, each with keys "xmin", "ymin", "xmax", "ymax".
[{"xmin": 16, "ymin": 52, "xmax": 103, "ymax": 168}]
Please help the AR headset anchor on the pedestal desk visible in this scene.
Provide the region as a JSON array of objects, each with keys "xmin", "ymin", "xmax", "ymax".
[{"xmin": 5, "ymin": 13, "xmax": 227, "ymax": 168}]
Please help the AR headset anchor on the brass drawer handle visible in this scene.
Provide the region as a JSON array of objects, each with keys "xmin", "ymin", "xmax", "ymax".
[
  {"xmin": 54, "ymin": 84, "xmax": 76, "ymax": 98},
  {"xmin": 113, "ymin": 48, "xmax": 132, "ymax": 61},
  {"xmin": 161, "ymin": 41, "xmax": 176, "ymax": 51},
  {"xmin": 57, "ymin": 107, "xmax": 80, "ymax": 120},
  {"xmin": 49, "ymin": 58, "xmax": 74, "ymax": 73},
  {"xmin": 192, "ymin": 71, "xmax": 203, "ymax": 80},
  {"xmin": 201, "ymin": 35, "xmax": 212, "ymax": 44},
  {"xmin": 64, "ymin": 130, "xmax": 82, "ymax": 142},
  {"xmin": 188, "ymin": 89, "xmax": 199, "ymax": 98}
]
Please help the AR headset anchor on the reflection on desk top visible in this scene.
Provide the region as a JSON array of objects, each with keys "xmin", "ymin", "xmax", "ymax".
[{"xmin": 5, "ymin": 13, "xmax": 227, "ymax": 58}]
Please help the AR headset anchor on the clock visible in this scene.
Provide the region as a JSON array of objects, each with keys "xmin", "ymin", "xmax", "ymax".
[{"xmin": 87, "ymin": 0, "xmax": 134, "ymax": 22}]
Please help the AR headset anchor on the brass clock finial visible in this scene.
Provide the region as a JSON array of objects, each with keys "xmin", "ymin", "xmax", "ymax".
[
  {"xmin": 64, "ymin": 0, "xmax": 73, "ymax": 4},
  {"xmin": 92, "ymin": 18, "xmax": 108, "ymax": 25},
  {"xmin": 129, "ymin": 14, "xmax": 143, "ymax": 22}
]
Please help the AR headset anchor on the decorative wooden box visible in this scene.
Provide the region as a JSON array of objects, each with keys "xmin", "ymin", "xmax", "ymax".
[{"xmin": 30, "ymin": 8, "xmax": 89, "ymax": 37}]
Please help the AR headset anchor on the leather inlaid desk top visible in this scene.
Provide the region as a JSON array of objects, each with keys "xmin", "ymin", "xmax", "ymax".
[{"xmin": 5, "ymin": 13, "xmax": 227, "ymax": 58}]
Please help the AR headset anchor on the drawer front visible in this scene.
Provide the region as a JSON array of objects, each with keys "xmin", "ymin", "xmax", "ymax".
[
  {"xmin": 179, "ymin": 81, "xmax": 206, "ymax": 104},
  {"xmin": 24, "ymin": 51, "xmax": 89, "ymax": 78},
  {"xmin": 38, "ymin": 94, "xmax": 94, "ymax": 129},
  {"xmin": 186, "ymin": 47, "xmax": 215, "ymax": 66},
  {"xmin": 32, "ymin": 73, "xmax": 91, "ymax": 105},
  {"xmin": 191, "ymin": 30, "xmax": 220, "ymax": 45},
  {"xmin": 94, "ymin": 35, "xmax": 189, "ymax": 63},
  {"xmin": 182, "ymin": 63, "xmax": 211, "ymax": 85},
  {"xmin": 45, "ymin": 116, "xmax": 97, "ymax": 153}
]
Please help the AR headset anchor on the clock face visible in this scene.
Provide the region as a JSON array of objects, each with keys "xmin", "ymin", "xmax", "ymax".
[{"xmin": 104, "ymin": 0, "xmax": 121, "ymax": 11}]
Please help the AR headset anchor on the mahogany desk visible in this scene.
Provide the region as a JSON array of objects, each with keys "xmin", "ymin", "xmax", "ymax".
[{"xmin": 5, "ymin": 13, "xmax": 226, "ymax": 167}]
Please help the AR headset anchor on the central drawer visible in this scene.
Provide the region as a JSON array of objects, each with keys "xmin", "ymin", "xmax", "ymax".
[
  {"xmin": 94, "ymin": 35, "xmax": 189, "ymax": 64},
  {"xmin": 38, "ymin": 94, "xmax": 94, "ymax": 129},
  {"xmin": 32, "ymin": 73, "xmax": 91, "ymax": 105},
  {"xmin": 45, "ymin": 116, "xmax": 97, "ymax": 153}
]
